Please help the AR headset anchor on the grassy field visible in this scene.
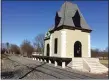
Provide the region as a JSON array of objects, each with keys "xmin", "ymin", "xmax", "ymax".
[{"xmin": 99, "ymin": 59, "xmax": 108, "ymax": 67}]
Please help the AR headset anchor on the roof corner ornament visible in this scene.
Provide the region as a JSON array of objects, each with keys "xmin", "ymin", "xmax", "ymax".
[{"xmin": 45, "ymin": 31, "xmax": 51, "ymax": 38}]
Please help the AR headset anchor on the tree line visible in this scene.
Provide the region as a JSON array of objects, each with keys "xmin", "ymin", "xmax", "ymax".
[
  {"xmin": 1, "ymin": 34, "xmax": 44, "ymax": 57},
  {"xmin": 1, "ymin": 33, "xmax": 108, "ymax": 58},
  {"xmin": 91, "ymin": 48, "xmax": 108, "ymax": 59}
]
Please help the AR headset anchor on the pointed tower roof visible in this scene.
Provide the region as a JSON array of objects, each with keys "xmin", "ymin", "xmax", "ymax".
[{"xmin": 52, "ymin": 1, "xmax": 92, "ymax": 32}]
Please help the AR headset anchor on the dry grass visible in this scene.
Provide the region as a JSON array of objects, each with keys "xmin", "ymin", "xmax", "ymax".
[
  {"xmin": 99, "ymin": 59, "xmax": 108, "ymax": 67},
  {"xmin": 100, "ymin": 60, "xmax": 108, "ymax": 64}
]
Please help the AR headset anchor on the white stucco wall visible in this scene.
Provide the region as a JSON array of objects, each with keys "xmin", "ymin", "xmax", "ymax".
[
  {"xmin": 44, "ymin": 28, "xmax": 91, "ymax": 58},
  {"xmin": 61, "ymin": 30, "xmax": 66, "ymax": 57},
  {"xmin": 44, "ymin": 39, "xmax": 50, "ymax": 56},
  {"xmin": 88, "ymin": 34, "xmax": 91, "ymax": 57},
  {"xmin": 65, "ymin": 29, "xmax": 91, "ymax": 58},
  {"xmin": 50, "ymin": 30, "xmax": 62, "ymax": 57}
]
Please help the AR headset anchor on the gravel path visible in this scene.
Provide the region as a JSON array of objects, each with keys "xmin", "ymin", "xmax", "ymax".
[{"xmin": 1, "ymin": 54, "xmax": 108, "ymax": 80}]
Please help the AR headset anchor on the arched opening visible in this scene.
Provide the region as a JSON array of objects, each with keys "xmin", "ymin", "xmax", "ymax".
[
  {"xmin": 74, "ymin": 41, "xmax": 82, "ymax": 57},
  {"xmin": 54, "ymin": 38, "xmax": 58, "ymax": 54},
  {"xmin": 46, "ymin": 44, "xmax": 50, "ymax": 56}
]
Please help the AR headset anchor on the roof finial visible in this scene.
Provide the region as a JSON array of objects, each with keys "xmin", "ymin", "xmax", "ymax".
[{"xmin": 64, "ymin": 0, "xmax": 74, "ymax": 4}]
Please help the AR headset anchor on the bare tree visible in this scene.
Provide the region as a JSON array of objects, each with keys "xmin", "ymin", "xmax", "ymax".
[
  {"xmin": 1, "ymin": 48, "xmax": 7, "ymax": 54},
  {"xmin": 34, "ymin": 34, "xmax": 44, "ymax": 55},
  {"xmin": 91, "ymin": 48, "xmax": 100, "ymax": 57},
  {"xmin": 1, "ymin": 43, "xmax": 7, "ymax": 54},
  {"xmin": 10, "ymin": 44, "xmax": 20, "ymax": 54},
  {"xmin": 20, "ymin": 40, "xmax": 34, "ymax": 57},
  {"xmin": 91, "ymin": 48, "xmax": 108, "ymax": 60},
  {"xmin": 1, "ymin": 42, "xmax": 10, "ymax": 54},
  {"xmin": 105, "ymin": 47, "xmax": 108, "ymax": 52},
  {"xmin": 2, "ymin": 43, "xmax": 7, "ymax": 49},
  {"xmin": 6, "ymin": 42, "xmax": 10, "ymax": 54}
]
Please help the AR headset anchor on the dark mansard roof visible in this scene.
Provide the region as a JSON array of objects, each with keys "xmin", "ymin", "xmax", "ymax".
[{"xmin": 50, "ymin": 1, "xmax": 92, "ymax": 33}]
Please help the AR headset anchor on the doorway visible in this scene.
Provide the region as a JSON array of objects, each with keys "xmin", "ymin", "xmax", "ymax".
[{"xmin": 74, "ymin": 41, "xmax": 82, "ymax": 57}]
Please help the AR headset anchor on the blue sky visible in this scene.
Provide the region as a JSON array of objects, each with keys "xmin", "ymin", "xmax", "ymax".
[{"xmin": 2, "ymin": 1, "xmax": 108, "ymax": 50}]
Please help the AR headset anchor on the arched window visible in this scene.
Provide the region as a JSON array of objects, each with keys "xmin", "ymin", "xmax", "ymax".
[
  {"xmin": 54, "ymin": 38, "xmax": 58, "ymax": 54},
  {"xmin": 46, "ymin": 44, "xmax": 50, "ymax": 56}
]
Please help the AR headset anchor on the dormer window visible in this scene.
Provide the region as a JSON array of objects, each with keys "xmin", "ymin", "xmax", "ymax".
[
  {"xmin": 72, "ymin": 10, "xmax": 81, "ymax": 28},
  {"xmin": 55, "ymin": 12, "xmax": 61, "ymax": 28}
]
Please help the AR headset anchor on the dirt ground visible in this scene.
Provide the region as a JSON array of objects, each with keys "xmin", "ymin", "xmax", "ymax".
[{"xmin": 1, "ymin": 54, "xmax": 108, "ymax": 80}]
